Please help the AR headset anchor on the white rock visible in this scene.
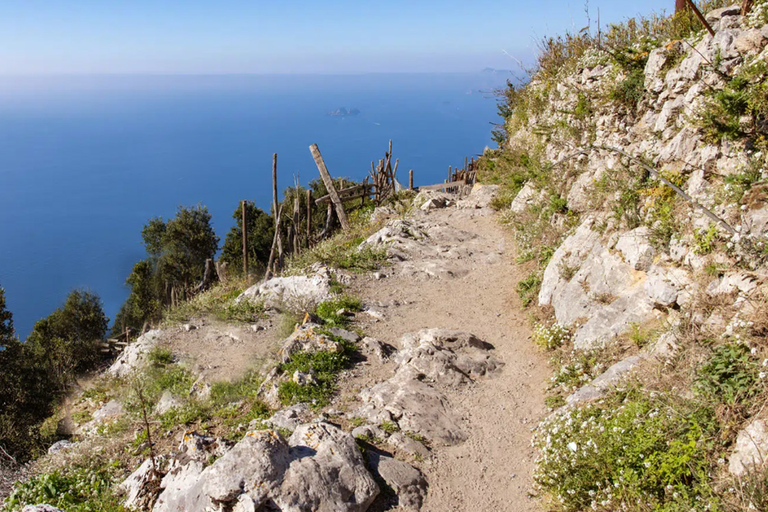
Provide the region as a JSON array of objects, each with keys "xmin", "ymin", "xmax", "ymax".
[
  {"xmin": 616, "ymin": 227, "xmax": 655, "ymax": 271},
  {"xmin": 730, "ymin": 418, "xmax": 768, "ymax": 476},
  {"xmin": 238, "ymin": 265, "xmax": 332, "ymax": 311},
  {"xmin": 509, "ymin": 182, "xmax": 537, "ymax": 214},
  {"xmin": 108, "ymin": 330, "xmax": 164, "ymax": 378}
]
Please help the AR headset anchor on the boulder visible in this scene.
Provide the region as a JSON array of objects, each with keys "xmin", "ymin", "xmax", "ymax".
[
  {"xmin": 359, "ymin": 219, "xmax": 429, "ymax": 253},
  {"xmin": 616, "ymin": 227, "xmax": 655, "ymax": 271},
  {"xmin": 366, "ymin": 451, "xmax": 428, "ymax": 511},
  {"xmin": 705, "ymin": 5, "xmax": 742, "ymax": 23},
  {"xmin": 93, "ymin": 400, "xmax": 123, "ymax": 422},
  {"xmin": 238, "ymin": 265, "xmax": 332, "ymax": 311},
  {"xmin": 509, "ymin": 182, "xmax": 537, "ymax": 214},
  {"xmin": 154, "ymin": 391, "xmax": 182, "ymax": 416},
  {"xmin": 351, "ymin": 424, "xmax": 389, "ymax": 441},
  {"xmin": 109, "ymin": 330, "xmax": 164, "ymax": 378},
  {"xmin": 456, "ymin": 183, "xmax": 499, "ymax": 209},
  {"xmin": 266, "ymin": 404, "xmax": 312, "ymax": 432},
  {"xmin": 361, "ymin": 336, "xmax": 396, "ymax": 362},
  {"xmin": 729, "ymin": 417, "xmax": 768, "ymax": 477},
  {"xmin": 47, "ymin": 439, "xmax": 75, "ymax": 455},
  {"xmin": 418, "ymin": 192, "xmax": 455, "ymax": 211}
]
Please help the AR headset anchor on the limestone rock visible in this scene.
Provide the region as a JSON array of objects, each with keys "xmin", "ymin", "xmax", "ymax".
[
  {"xmin": 266, "ymin": 404, "xmax": 312, "ymax": 432},
  {"xmin": 351, "ymin": 424, "xmax": 389, "ymax": 441},
  {"xmin": 616, "ymin": 227, "xmax": 655, "ymax": 271},
  {"xmin": 357, "ymin": 329, "xmax": 499, "ymax": 446},
  {"xmin": 387, "ymin": 432, "xmax": 431, "ymax": 459},
  {"xmin": 565, "ymin": 354, "xmax": 647, "ymax": 406},
  {"xmin": 238, "ymin": 265, "xmax": 332, "ymax": 311},
  {"xmin": 22, "ymin": 507, "xmax": 64, "ymax": 512},
  {"xmin": 47, "ymin": 439, "xmax": 75, "ymax": 455},
  {"xmin": 418, "ymin": 192, "xmax": 455, "ymax": 211},
  {"xmin": 509, "ymin": 182, "xmax": 537, "ymax": 213},
  {"xmin": 93, "ymin": 400, "xmax": 123, "ymax": 422},
  {"xmin": 705, "ymin": 5, "xmax": 742, "ymax": 23},
  {"xmin": 730, "ymin": 418, "xmax": 768, "ymax": 476},
  {"xmin": 366, "ymin": 451, "xmax": 428, "ymax": 511},
  {"xmin": 456, "ymin": 183, "xmax": 499, "ymax": 209},
  {"xmin": 280, "ymin": 324, "xmax": 343, "ymax": 362},
  {"xmin": 154, "ymin": 391, "xmax": 182, "ymax": 416},
  {"xmin": 707, "ymin": 273, "xmax": 759, "ymax": 297},
  {"xmin": 360, "ymin": 219, "xmax": 429, "ymax": 252},
  {"xmin": 361, "ymin": 336, "xmax": 396, "ymax": 362},
  {"xmin": 109, "ymin": 330, "xmax": 164, "ymax": 378}
]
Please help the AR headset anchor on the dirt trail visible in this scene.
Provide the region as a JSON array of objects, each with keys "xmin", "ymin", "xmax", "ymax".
[{"xmin": 352, "ymin": 204, "xmax": 550, "ymax": 511}]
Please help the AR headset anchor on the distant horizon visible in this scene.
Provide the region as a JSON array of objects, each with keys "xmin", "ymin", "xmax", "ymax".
[{"xmin": 0, "ymin": 1, "xmax": 675, "ymax": 75}]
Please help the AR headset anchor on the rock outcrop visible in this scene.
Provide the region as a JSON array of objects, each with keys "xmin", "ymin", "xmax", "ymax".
[{"xmin": 123, "ymin": 424, "xmax": 379, "ymax": 512}]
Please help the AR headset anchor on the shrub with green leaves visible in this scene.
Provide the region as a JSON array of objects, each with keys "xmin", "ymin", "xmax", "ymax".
[
  {"xmin": 516, "ymin": 271, "xmax": 542, "ymax": 308},
  {"xmin": 532, "ymin": 323, "xmax": 572, "ymax": 351},
  {"xmin": 315, "ymin": 295, "xmax": 363, "ymax": 327},
  {"xmin": 5, "ymin": 464, "xmax": 126, "ymax": 512},
  {"xmin": 277, "ymin": 336, "xmax": 356, "ymax": 407},
  {"xmin": 534, "ymin": 389, "xmax": 720, "ymax": 512},
  {"xmin": 695, "ymin": 343, "xmax": 760, "ymax": 405}
]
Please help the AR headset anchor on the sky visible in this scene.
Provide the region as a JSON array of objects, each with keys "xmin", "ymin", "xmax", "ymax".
[{"xmin": 0, "ymin": 1, "xmax": 676, "ymax": 74}]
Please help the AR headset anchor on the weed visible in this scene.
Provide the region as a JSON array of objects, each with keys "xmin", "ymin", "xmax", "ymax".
[
  {"xmin": 694, "ymin": 223, "xmax": 720, "ymax": 255},
  {"xmin": 558, "ymin": 261, "xmax": 579, "ymax": 281},
  {"xmin": 516, "ymin": 272, "xmax": 542, "ymax": 308},
  {"xmin": 695, "ymin": 343, "xmax": 760, "ymax": 405},
  {"xmin": 379, "ymin": 421, "xmax": 400, "ymax": 434},
  {"xmin": 315, "ymin": 295, "xmax": 363, "ymax": 327},
  {"xmin": 544, "ymin": 395, "xmax": 566, "ymax": 409},
  {"xmin": 534, "ymin": 388, "xmax": 721, "ymax": 512},
  {"xmin": 277, "ymin": 337, "xmax": 357, "ymax": 408},
  {"xmin": 532, "ymin": 323, "xmax": 572, "ymax": 351}
]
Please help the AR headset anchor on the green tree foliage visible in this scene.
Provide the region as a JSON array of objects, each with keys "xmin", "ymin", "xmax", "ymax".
[
  {"xmin": 0, "ymin": 287, "xmax": 108, "ymax": 460},
  {"xmin": 115, "ymin": 205, "xmax": 219, "ymax": 332},
  {"xmin": 26, "ymin": 289, "xmax": 109, "ymax": 385},
  {"xmin": 220, "ymin": 201, "xmax": 274, "ymax": 275}
]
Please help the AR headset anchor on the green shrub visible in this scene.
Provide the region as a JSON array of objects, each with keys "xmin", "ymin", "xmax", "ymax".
[
  {"xmin": 517, "ymin": 272, "xmax": 542, "ymax": 308},
  {"xmin": 532, "ymin": 323, "xmax": 572, "ymax": 351},
  {"xmin": 610, "ymin": 67, "xmax": 646, "ymax": 111},
  {"xmin": 5, "ymin": 464, "xmax": 126, "ymax": 511},
  {"xmin": 315, "ymin": 295, "xmax": 363, "ymax": 327},
  {"xmin": 695, "ymin": 343, "xmax": 760, "ymax": 405},
  {"xmin": 693, "ymin": 224, "xmax": 719, "ymax": 255},
  {"xmin": 534, "ymin": 389, "xmax": 720, "ymax": 512},
  {"xmin": 277, "ymin": 337, "xmax": 356, "ymax": 407}
]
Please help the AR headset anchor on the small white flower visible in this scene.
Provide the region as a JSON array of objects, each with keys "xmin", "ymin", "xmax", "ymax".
[{"xmin": 567, "ymin": 442, "xmax": 578, "ymax": 452}]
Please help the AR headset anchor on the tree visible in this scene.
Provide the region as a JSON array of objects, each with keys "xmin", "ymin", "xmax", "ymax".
[
  {"xmin": 26, "ymin": 289, "xmax": 109, "ymax": 383},
  {"xmin": 0, "ymin": 286, "xmax": 14, "ymax": 348},
  {"xmin": 221, "ymin": 201, "xmax": 274, "ymax": 276},
  {"xmin": 0, "ymin": 287, "xmax": 57, "ymax": 459},
  {"xmin": 113, "ymin": 204, "xmax": 219, "ymax": 332}
]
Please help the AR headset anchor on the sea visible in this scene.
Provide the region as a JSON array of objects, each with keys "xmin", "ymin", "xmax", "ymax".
[{"xmin": 0, "ymin": 72, "xmax": 508, "ymax": 339}]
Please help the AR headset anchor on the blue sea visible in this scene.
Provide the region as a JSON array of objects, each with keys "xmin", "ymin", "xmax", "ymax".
[{"xmin": 0, "ymin": 73, "xmax": 507, "ymax": 339}]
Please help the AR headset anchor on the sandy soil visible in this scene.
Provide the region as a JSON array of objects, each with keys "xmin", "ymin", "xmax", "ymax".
[{"xmin": 347, "ymin": 206, "xmax": 550, "ymax": 512}]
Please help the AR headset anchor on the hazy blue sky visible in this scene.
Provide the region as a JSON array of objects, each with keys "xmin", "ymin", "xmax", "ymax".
[{"xmin": 0, "ymin": 1, "xmax": 675, "ymax": 74}]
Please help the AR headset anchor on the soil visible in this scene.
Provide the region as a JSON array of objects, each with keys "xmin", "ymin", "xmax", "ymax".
[{"xmin": 345, "ymin": 206, "xmax": 550, "ymax": 512}]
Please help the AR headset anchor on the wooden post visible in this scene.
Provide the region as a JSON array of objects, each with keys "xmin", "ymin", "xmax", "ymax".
[
  {"xmin": 241, "ymin": 200, "xmax": 248, "ymax": 276},
  {"xmin": 271, "ymin": 153, "xmax": 284, "ymax": 269},
  {"xmin": 742, "ymin": 0, "xmax": 754, "ymax": 15},
  {"xmin": 264, "ymin": 203, "xmax": 284, "ymax": 281},
  {"xmin": 448, "ymin": 166, "xmax": 452, "ymax": 183},
  {"xmin": 684, "ymin": 0, "xmax": 715, "ymax": 36},
  {"xmin": 409, "ymin": 169, "xmax": 414, "ymax": 190},
  {"xmin": 292, "ymin": 186, "xmax": 300, "ymax": 255},
  {"xmin": 309, "ymin": 144, "xmax": 350, "ymax": 231},
  {"xmin": 305, "ymin": 189, "xmax": 312, "ymax": 247},
  {"xmin": 675, "ymin": 0, "xmax": 687, "ymax": 14},
  {"xmin": 464, "ymin": 156, "xmax": 468, "ymax": 173}
]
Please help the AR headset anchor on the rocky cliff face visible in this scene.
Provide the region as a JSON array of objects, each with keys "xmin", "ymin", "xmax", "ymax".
[
  {"xmin": 496, "ymin": 4, "xmax": 768, "ymax": 352},
  {"xmin": 486, "ymin": 3, "xmax": 768, "ymax": 509}
]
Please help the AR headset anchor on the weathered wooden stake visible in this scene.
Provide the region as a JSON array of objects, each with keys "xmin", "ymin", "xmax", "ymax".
[
  {"xmin": 305, "ymin": 189, "xmax": 312, "ymax": 247},
  {"xmin": 271, "ymin": 153, "xmax": 284, "ymax": 269},
  {"xmin": 292, "ymin": 185, "xmax": 300, "ymax": 255},
  {"xmin": 684, "ymin": 0, "xmax": 715, "ymax": 36},
  {"xmin": 241, "ymin": 200, "xmax": 248, "ymax": 276},
  {"xmin": 264, "ymin": 203, "xmax": 284, "ymax": 281},
  {"xmin": 464, "ymin": 156, "xmax": 468, "ymax": 173},
  {"xmin": 309, "ymin": 144, "xmax": 350, "ymax": 231},
  {"xmin": 409, "ymin": 169, "xmax": 414, "ymax": 190}
]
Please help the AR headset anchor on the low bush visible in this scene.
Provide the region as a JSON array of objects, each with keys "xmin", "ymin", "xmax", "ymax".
[
  {"xmin": 277, "ymin": 335, "xmax": 357, "ymax": 407},
  {"xmin": 534, "ymin": 388, "xmax": 720, "ymax": 512},
  {"xmin": 315, "ymin": 295, "xmax": 363, "ymax": 327},
  {"xmin": 5, "ymin": 463, "xmax": 126, "ymax": 511},
  {"xmin": 532, "ymin": 323, "xmax": 572, "ymax": 351}
]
